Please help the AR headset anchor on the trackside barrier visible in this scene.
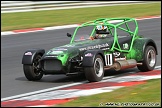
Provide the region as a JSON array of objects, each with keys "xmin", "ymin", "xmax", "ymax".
[{"xmin": 1, "ymin": 1, "xmax": 158, "ymax": 13}]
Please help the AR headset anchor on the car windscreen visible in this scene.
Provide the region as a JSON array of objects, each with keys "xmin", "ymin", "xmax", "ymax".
[{"xmin": 74, "ymin": 25, "xmax": 94, "ymax": 42}]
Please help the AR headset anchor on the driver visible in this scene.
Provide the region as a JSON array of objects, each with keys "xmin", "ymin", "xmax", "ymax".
[{"xmin": 90, "ymin": 25, "xmax": 108, "ymax": 40}]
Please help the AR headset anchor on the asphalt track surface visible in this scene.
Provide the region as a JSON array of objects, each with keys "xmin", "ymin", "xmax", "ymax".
[{"xmin": 1, "ymin": 18, "xmax": 161, "ymax": 98}]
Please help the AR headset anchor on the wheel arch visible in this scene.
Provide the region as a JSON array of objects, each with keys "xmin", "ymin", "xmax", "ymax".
[
  {"xmin": 145, "ymin": 40, "xmax": 158, "ymax": 55},
  {"xmin": 82, "ymin": 49, "xmax": 105, "ymax": 67},
  {"xmin": 22, "ymin": 49, "xmax": 45, "ymax": 65}
]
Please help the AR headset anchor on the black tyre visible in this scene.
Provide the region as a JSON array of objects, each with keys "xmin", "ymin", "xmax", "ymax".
[
  {"xmin": 84, "ymin": 55, "xmax": 104, "ymax": 82},
  {"xmin": 23, "ymin": 54, "xmax": 43, "ymax": 81},
  {"xmin": 137, "ymin": 46, "xmax": 157, "ymax": 72}
]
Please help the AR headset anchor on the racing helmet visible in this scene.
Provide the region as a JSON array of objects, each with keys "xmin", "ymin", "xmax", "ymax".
[{"xmin": 95, "ymin": 25, "xmax": 107, "ymax": 34}]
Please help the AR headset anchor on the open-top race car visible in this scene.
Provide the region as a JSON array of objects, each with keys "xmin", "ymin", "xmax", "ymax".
[{"xmin": 22, "ymin": 17, "xmax": 158, "ymax": 82}]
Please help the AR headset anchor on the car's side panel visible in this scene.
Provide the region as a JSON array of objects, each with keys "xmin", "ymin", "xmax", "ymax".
[
  {"xmin": 22, "ymin": 49, "xmax": 45, "ymax": 65},
  {"xmin": 125, "ymin": 38, "xmax": 158, "ymax": 62}
]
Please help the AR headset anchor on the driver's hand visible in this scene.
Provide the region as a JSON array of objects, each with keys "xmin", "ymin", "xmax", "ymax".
[{"xmin": 90, "ymin": 36, "xmax": 94, "ymax": 40}]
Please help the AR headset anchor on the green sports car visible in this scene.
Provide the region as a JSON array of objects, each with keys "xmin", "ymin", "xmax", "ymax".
[{"xmin": 22, "ymin": 17, "xmax": 158, "ymax": 82}]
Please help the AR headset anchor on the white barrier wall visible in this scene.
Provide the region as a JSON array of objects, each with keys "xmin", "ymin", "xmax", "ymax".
[{"xmin": 1, "ymin": 1, "xmax": 158, "ymax": 13}]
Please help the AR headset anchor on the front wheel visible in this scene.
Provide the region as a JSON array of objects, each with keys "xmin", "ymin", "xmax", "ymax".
[
  {"xmin": 84, "ymin": 55, "xmax": 104, "ymax": 82},
  {"xmin": 23, "ymin": 54, "xmax": 43, "ymax": 81},
  {"xmin": 137, "ymin": 46, "xmax": 157, "ymax": 72}
]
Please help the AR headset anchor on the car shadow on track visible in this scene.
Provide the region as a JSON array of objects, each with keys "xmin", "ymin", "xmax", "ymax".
[
  {"xmin": 104, "ymin": 68, "xmax": 139, "ymax": 76},
  {"xmin": 15, "ymin": 68, "xmax": 139, "ymax": 83}
]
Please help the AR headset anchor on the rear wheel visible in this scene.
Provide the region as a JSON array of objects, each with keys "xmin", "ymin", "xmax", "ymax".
[
  {"xmin": 137, "ymin": 46, "xmax": 156, "ymax": 71},
  {"xmin": 23, "ymin": 54, "xmax": 43, "ymax": 81},
  {"xmin": 84, "ymin": 55, "xmax": 104, "ymax": 82}
]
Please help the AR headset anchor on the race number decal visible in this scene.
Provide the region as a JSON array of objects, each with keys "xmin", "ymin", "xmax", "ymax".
[{"xmin": 105, "ymin": 54, "xmax": 113, "ymax": 66}]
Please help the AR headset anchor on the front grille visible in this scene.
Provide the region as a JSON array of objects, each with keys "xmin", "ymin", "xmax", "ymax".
[{"xmin": 43, "ymin": 59, "xmax": 62, "ymax": 71}]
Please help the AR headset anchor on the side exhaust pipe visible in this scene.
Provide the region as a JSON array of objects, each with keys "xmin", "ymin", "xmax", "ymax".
[
  {"xmin": 113, "ymin": 59, "xmax": 137, "ymax": 71},
  {"xmin": 104, "ymin": 59, "xmax": 139, "ymax": 71}
]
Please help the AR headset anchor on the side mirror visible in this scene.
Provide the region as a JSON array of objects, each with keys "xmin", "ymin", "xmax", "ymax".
[{"xmin": 67, "ymin": 33, "xmax": 72, "ymax": 37}]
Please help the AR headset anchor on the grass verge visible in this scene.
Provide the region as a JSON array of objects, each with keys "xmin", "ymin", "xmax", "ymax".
[
  {"xmin": 56, "ymin": 79, "xmax": 161, "ymax": 107},
  {"xmin": 1, "ymin": 2, "xmax": 161, "ymax": 31}
]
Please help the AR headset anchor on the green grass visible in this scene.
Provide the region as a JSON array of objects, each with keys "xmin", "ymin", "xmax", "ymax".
[
  {"xmin": 56, "ymin": 79, "xmax": 161, "ymax": 107},
  {"xmin": 1, "ymin": 2, "xmax": 161, "ymax": 31}
]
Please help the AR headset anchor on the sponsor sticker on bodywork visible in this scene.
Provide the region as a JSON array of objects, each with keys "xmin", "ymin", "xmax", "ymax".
[
  {"xmin": 47, "ymin": 50, "xmax": 64, "ymax": 55},
  {"xmin": 51, "ymin": 51, "xmax": 64, "ymax": 54},
  {"xmin": 113, "ymin": 52, "xmax": 120, "ymax": 57},
  {"xmin": 64, "ymin": 44, "xmax": 75, "ymax": 47},
  {"xmin": 115, "ymin": 56, "xmax": 126, "ymax": 61},
  {"xmin": 25, "ymin": 52, "xmax": 32, "ymax": 55},
  {"xmin": 123, "ymin": 43, "xmax": 129, "ymax": 49},
  {"xmin": 79, "ymin": 43, "xmax": 109, "ymax": 51},
  {"xmin": 85, "ymin": 53, "xmax": 93, "ymax": 57},
  {"xmin": 54, "ymin": 48, "xmax": 67, "ymax": 51}
]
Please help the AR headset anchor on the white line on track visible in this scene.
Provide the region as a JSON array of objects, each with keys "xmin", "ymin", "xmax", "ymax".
[
  {"xmin": 1, "ymin": 82, "xmax": 86, "ymax": 101},
  {"xmin": 1, "ymin": 65, "xmax": 161, "ymax": 102},
  {"xmin": 1, "ymin": 16, "xmax": 161, "ymax": 36}
]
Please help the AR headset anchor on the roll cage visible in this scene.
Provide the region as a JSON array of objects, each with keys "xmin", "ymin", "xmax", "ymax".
[{"xmin": 70, "ymin": 18, "xmax": 141, "ymax": 53}]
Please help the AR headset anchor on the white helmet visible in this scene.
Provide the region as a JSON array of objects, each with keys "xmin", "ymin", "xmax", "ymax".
[
  {"xmin": 96, "ymin": 25, "xmax": 107, "ymax": 34},
  {"xmin": 96, "ymin": 25, "xmax": 107, "ymax": 30}
]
